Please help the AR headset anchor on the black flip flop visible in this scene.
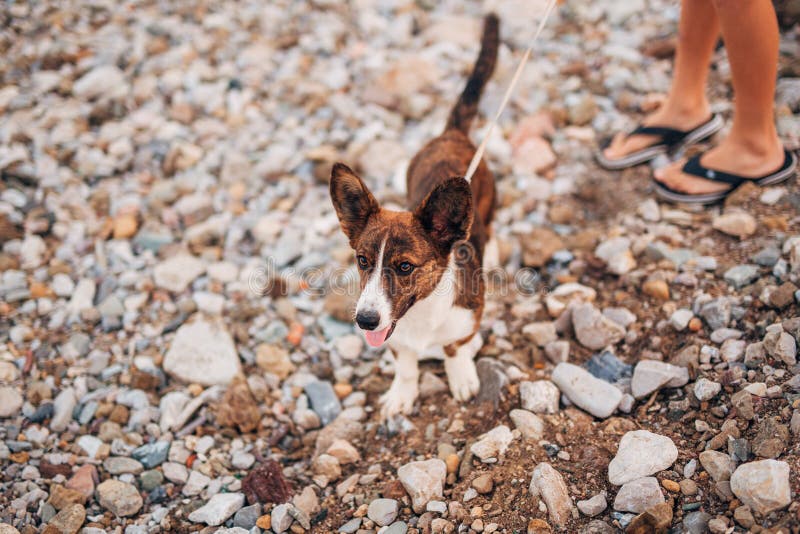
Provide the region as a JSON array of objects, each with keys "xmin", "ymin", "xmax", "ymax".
[
  {"xmin": 654, "ymin": 149, "xmax": 798, "ymax": 205},
  {"xmin": 596, "ymin": 114, "xmax": 724, "ymax": 170}
]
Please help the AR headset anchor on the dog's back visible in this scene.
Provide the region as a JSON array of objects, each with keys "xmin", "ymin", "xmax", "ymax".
[{"xmin": 406, "ymin": 14, "xmax": 499, "ymax": 257}]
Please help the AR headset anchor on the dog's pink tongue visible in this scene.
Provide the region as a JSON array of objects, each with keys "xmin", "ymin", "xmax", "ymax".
[{"xmin": 364, "ymin": 327, "xmax": 390, "ymax": 347}]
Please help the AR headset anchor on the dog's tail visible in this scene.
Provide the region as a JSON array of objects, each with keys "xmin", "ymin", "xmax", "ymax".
[{"xmin": 445, "ymin": 13, "xmax": 500, "ymax": 134}]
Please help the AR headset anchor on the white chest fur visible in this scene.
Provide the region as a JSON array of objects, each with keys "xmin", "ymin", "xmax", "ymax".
[{"xmin": 388, "ymin": 259, "xmax": 477, "ymax": 356}]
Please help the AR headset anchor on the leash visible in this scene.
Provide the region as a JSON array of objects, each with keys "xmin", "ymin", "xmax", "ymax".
[{"xmin": 464, "ymin": 0, "xmax": 558, "ymax": 183}]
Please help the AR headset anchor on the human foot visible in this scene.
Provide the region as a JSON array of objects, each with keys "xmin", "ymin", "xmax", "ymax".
[
  {"xmin": 602, "ymin": 104, "xmax": 713, "ymax": 161},
  {"xmin": 653, "ymin": 137, "xmax": 786, "ymax": 195}
]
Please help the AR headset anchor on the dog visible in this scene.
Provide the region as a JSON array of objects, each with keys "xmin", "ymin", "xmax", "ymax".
[{"xmin": 329, "ymin": 14, "xmax": 499, "ymax": 419}]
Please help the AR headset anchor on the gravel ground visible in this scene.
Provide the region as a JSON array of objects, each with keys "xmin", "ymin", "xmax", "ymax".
[{"xmin": 1, "ymin": 1, "xmax": 800, "ymax": 533}]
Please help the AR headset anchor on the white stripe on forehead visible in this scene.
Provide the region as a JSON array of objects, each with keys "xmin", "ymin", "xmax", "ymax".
[{"xmin": 356, "ymin": 235, "xmax": 391, "ymax": 329}]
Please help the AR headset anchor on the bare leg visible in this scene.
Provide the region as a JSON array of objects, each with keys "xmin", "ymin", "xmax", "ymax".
[
  {"xmin": 380, "ymin": 348, "xmax": 419, "ymax": 419},
  {"xmin": 604, "ymin": 0, "xmax": 720, "ymax": 160},
  {"xmin": 655, "ymin": 0, "xmax": 784, "ymax": 194}
]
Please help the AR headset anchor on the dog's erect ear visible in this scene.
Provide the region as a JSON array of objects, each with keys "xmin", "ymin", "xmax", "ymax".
[
  {"xmin": 415, "ymin": 177, "xmax": 473, "ymax": 254},
  {"xmin": 330, "ymin": 163, "xmax": 380, "ymax": 247}
]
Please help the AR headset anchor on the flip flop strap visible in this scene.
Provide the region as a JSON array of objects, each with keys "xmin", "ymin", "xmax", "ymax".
[
  {"xmin": 629, "ymin": 125, "xmax": 689, "ymax": 147},
  {"xmin": 681, "ymin": 155, "xmax": 746, "ymax": 187}
]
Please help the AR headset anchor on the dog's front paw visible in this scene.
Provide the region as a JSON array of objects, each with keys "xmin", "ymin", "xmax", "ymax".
[
  {"xmin": 445, "ymin": 358, "xmax": 480, "ymax": 402},
  {"xmin": 380, "ymin": 383, "xmax": 418, "ymax": 419}
]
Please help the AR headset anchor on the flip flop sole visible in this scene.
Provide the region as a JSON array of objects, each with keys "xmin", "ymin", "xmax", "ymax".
[
  {"xmin": 595, "ymin": 114, "xmax": 724, "ymax": 171},
  {"xmin": 654, "ymin": 151, "xmax": 798, "ymax": 205}
]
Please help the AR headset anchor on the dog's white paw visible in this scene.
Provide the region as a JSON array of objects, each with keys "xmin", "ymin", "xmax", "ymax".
[
  {"xmin": 445, "ymin": 358, "xmax": 480, "ymax": 402},
  {"xmin": 380, "ymin": 383, "xmax": 418, "ymax": 419}
]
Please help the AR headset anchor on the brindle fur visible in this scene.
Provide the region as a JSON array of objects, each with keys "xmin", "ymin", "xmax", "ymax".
[{"xmin": 330, "ymin": 13, "xmax": 499, "ymax": 354}]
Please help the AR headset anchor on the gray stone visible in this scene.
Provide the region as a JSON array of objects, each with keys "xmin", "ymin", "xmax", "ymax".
[
  {"xmin": 470, "ymin": 425, "xmax": 514, "ymax": 460},
  {"xmin": 163, "ymin": 319, "xmax": 241, "ymax": 386},
  {"xmin": 397, "ymin": 459, "xmax": 446, "ymax": 513},
  {"xmin": 723, "ymin": 265, "xmax": 759, "ymax": 288},
  {"xmin": 96, "ymin": 479, "xmax": 143, "ymax": 517},
  {"xmin": 153, "ymin": 254, "xmax": 205, "ymax": 293},
  {"xmin": 551, "ymin": 362, "xmax": 623, "ymax": 419},
  {"xmin": 630, "ymin": 360, "xmax": 689, "ymax": 399},
  {"xmin": 529, "ymin": 462, "xmax": 573, "ymax": 527},
  {"xmin": 730, "ymin": 460, "xmax": 791, "ymax": 515},
  {"xmin": 271, "ymin": 503, "xmax": 294, "ymax": 533},
  {"xmin": 131, "ymin": 441, "xmax": 170, "ymax": 468},
  {"xmin": 613, "ymin": 477, "xmax": 664, "ymax": 513},
  {"xmin": 577, "ymin": 493, "xmax": 607, "ymax": 517},
  {"xmin": 304, "ymin": 381, "xmax": 342, "ymax": 426},
  {"xmin": 50, "ymin": 388, "xmax": 77, "ymax": 432},
  {"xmin": 188, "ymin": 493, "xmax": 245, "ymax": 526},
  {"xmin": 683, "ymin": 512, "xmax": 712, "ymax": 534},
  {"xmin": 519, "ymin": 380, "xmax": 560, "ymax": 413},
  {"xmin": 509, "ymin": 409, "xmax": 545, "ymax": 440},
  {"xmin": 694, "ymin": 378, "xmax": 721, "ymax": 401},
  {"xmin": 367, "ymin": 498, "xmax": 398, "ymax": 526},
  {"xmin": 0, "ymin": 387, "xmax": 23, "ymax": 418},
  {"xmin": 571, "ymin": 303, "xmax": 626, "ymax": 350},
  {"xmin": 699, "ymin": 451, "xmax": 736, "ymax": 482},
  {"xmin": 103, "ymin": 457, "xmax": 144, "ymax": 475},
  {"xmin": 608, "ymin": 431, "xmax": 678, "ymax": 485}
]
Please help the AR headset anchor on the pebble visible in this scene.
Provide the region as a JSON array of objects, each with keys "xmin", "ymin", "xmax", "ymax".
[
  {"xmin": 577, "ymin": 493, "xmax": 607, "ymax": 517},
  {"xmin": 630, "ymin": 360, "xmax": 689, "ymax": 399},
  {"xmin": 613, "ymin": 477, "xmax": 664, "ymax": 513},
  {"xmin": 551, "ymin": 362, "xmax": 623, "ymax": 419},
  {"xmin": 509, "ymin": 409, "xmax": 546, "ymax": 440},
  {"xmin": 723, "ymin": 265, "xmax": 760, "ymax": 289},
  {"xmin": 470, "ymin": 425, "xmax": 514, "ymax": 460},
  {"xmin": 162, "ymin": 319, "xmax": 241, "ymax": 385},
  {"xmin": 529, "ymin": 463, "xmax": 573, "ymax": 527},
  {"xmin": 571, "ymin": 303, "xmax": 626, "ymax": 350},
  {"xmin": 96, "ymin": 480, "xmax": 143, "ymax": 517},
  {"xmin": 608, "ymin": 431, "xmax": 678, "ymax": 485},
  {"xmin": 188, "ymin": 493, "xmax": 245, "ymax": 526},
  {"xmin": 153, "ymin": 254, "xmax": 206, "ymax": 293},
  {"xmin": 729, "ymin": 460, "xmax": 791, "ymax": 515},
  {"xmin": 368, "ymin": 499, "xmax": 399, "ymax": 527},
  {"xmin": 0, "ymin": 387, "xmax": 23, "ymax": 418},
  {"xmin": 519, "ymin": 380, "xmax": 560, "ymax": 413},
  {"xmin": 693, "ymin": 378, "xmax": 722, "ymax": 401},
  {"xmin": 712, "ymin": 212, "xmax": 757, "ymax": 238},
  {"xmin": 699, "ymin": 451, "xmax": 735, "ymax": 482},
  {"xmin": 304, "ymin": 381, "xmax": 342, "ymax": 425},
  {"xmin": 397, "ymin": 459, "xmax": 446, "ymax": 513}
]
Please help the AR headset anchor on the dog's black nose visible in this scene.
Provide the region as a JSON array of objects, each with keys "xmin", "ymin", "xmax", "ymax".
[{"xmin": 356, "ymin": 310, "xmax": 380, "ymax": 330}]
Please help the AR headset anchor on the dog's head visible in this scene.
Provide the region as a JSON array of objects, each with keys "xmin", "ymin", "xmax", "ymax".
[{"xmin": 329, "ymin": 163, "xmax": 473, "ymax": 347}]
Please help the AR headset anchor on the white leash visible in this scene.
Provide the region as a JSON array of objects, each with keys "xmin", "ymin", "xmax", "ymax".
[{"xmin": 464, "ymin": 0, "xmax": 558, "ymax": 183}]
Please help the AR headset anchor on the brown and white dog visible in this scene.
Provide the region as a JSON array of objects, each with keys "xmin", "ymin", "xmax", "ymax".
[{"xmin": 329, "ymin": 14, "xmax": 499, "ymax": 418}]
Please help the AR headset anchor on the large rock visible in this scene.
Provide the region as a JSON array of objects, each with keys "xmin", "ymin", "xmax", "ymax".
[
  {"xmin": 612, "ymin": 477, "xmax": 664, "ymax": 513},
  {"xmin": 630, "ymin": 360, "xmax": 689, "ymax": 399},
  {"xmin": 163, "ymin": 319, "xmax": 241, "ymax": 385},
  {"xmin": 153, "ymin": 254, "xmax": 205, "ymax": 293},
  {"xmin": 529, "ymin": 463, "xmax": 573, "ymax": 527},
  {"xmin": 188, "ymin": 493, "xmax": 245, "ymax": 526},
  {"xmin": 571, "ymin": 303, "xmax": 625, "ymax": 350},
  {"xmin": 397, "ymin": 459, "xmax": 446, "ymax": 513},
  {"xmin": 551, "ymin": 363, "xmax": 622, "ymax": 419},
  {"xmin": 608, "ymin": 431, "xmax": 678, "ymax": 485},
  {"xmin": 730, "ymin": 460, "xmax": 792, "ymax": 516},
  {"xmin": 96, "ymin": 480, "xmax": 143, "ymax": 517}
]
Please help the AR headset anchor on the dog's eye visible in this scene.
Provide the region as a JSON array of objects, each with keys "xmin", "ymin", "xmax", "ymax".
[
  {"xmin": 397, "ymin": 261, "xmax": 414, "ymax": 275},
  {"xmin": 357, "ymin": 255, "xmax": 369, "ymax": 270}
]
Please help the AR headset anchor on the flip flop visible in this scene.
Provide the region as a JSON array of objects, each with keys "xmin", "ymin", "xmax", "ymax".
[
  {"xmin": 596, "ymin": 114, "xmax": 724, "ymax": 170},
  {"xmin": 654, "ymin": 149, "xmax": 798, "ymax": 205}
]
